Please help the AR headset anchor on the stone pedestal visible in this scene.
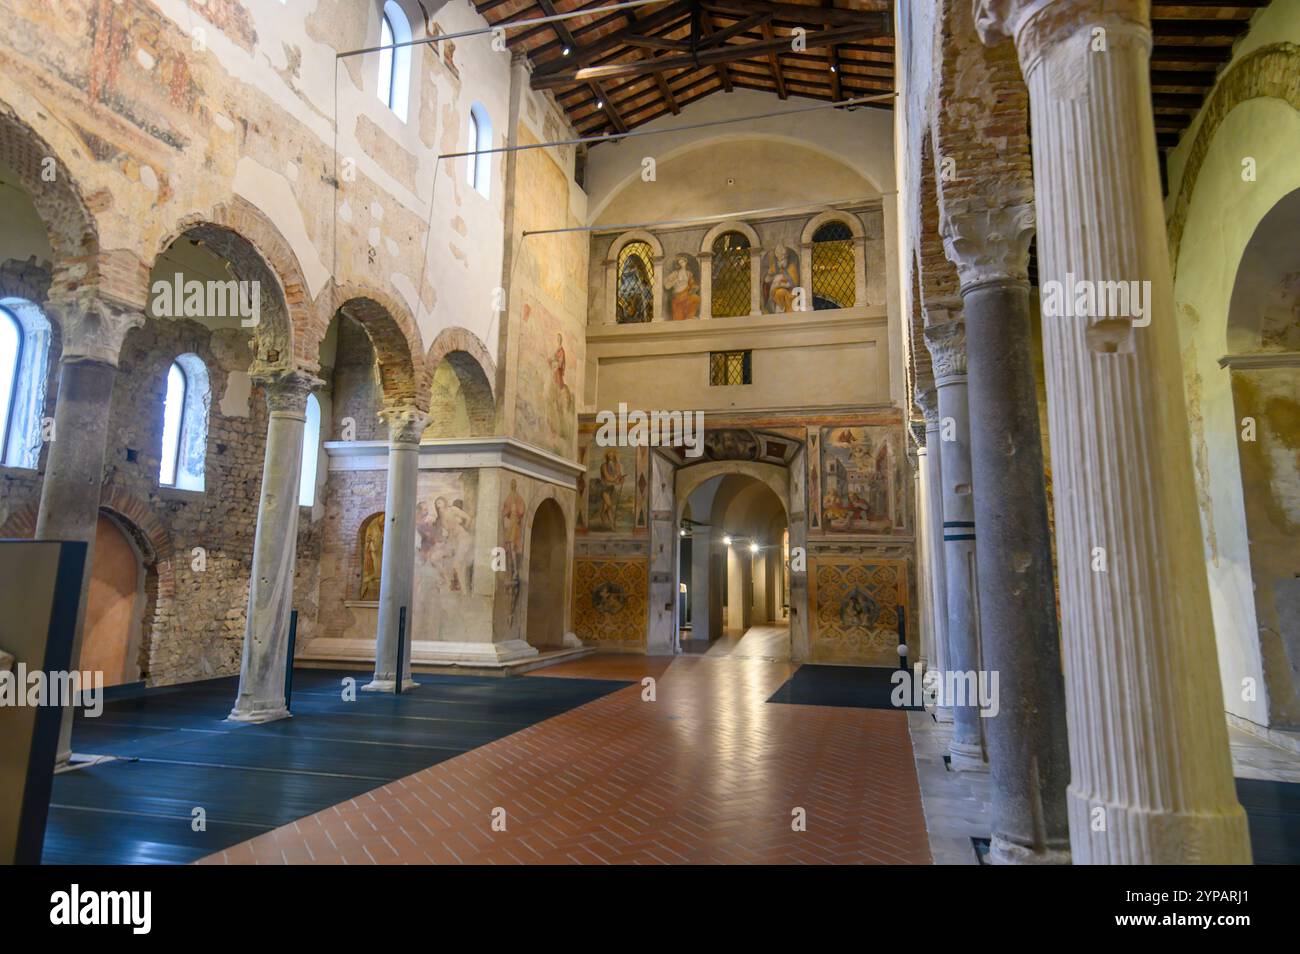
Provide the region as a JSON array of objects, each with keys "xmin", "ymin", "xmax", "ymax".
[
  {"xmin": 365, "ymin": 408, "xmax": 429, "ymax": 692},
  {"xmin": 924, "ymin": 313, "xmax": 986, "ymax": 771},
  {"xmin": 976, "ymin": 0, "xmax": 1251, "ymax": 863},
  {"xmin": 36, "ymin": 296, "xmax": 142, "ymax": 764},
  {"xmin": 230, "ymin": 371, "xmax": 318, "ymax": 723}
]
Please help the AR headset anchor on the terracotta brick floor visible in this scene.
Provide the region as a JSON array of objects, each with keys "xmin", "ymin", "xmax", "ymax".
[{"xmin": 198, "ymin": 653, "xmax": 932, "ymax": 865}]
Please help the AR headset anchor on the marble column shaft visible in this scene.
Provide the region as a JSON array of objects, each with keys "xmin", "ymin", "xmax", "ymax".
[
  {"xmin": 925, "ymin": 314, "xmax": 986, "ymax": 770},
  {"xmin": 230, "ymin": 371, "xmax": 318, "ymax": 722},
  {"xmin": 976, "ymin": 0, "xmax": 1250, "ymax": 862},
  {"xmin": 918, "ymin": 390, "xmax": 951, "ymax": 721},
  {"xmin": 367, "ymin": 407, "xmax": 428, "ymax": 691}
]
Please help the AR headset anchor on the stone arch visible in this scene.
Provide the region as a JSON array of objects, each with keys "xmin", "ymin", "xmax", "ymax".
[
  {"xmin": 1168, "ymin": 43, "xmax": 1300, "ymax": 266},
  {"xmin": 331, "ymin": 284, "xmax": 425, "ymax": 411},
  {"xmin": 0, "ymin": 97, "xmax": 109, "ymax": 300},
  {"xmin": 675, "ymin": 460, "xmax": 790, "ymax": 523},
  {"xmin": 801, "ymin": 209, "xmax": 865, "ymax": 244},
  {"xmin": 523, "ymin": 494, "xmax": 569, "ymax": 651},
  {"xmin": 700, "ymin": 220, "xmax": 760, "ymax": 253},
  {"xmin": 149, "ymin": 201, "xmax": 308, "ymax": 373},
  {"xmin": 607, "ymin": 229, "xmax": 664, "ymax": 263},
  {"xmin": 425, "ymin": 327, "xmax": 496, "ymax": 437}
]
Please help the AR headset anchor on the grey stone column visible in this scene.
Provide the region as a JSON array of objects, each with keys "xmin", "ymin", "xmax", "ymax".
[
  {"xmin": 366, "ymin": 407, "xmax": 428, "ymax": 691},
  {"xmin": 977, "ymin": 0, "xmax": 1250, "ymax": 863},
  {"xmin": 230, "ymin": 370, "xmax": 319, "ymax": 722},
  {"xmin": 37, "ymin": 296, "xmax": 143, "ymax": 765},
  {"xmin": 917, "ymin": 387, "xmax": 952, "ymax": 722},
  {"xmin": 924, "ymin": 310, "xmax": 986, "ymax": 771},
  {"xmin": 943, "ymin": 205, "xmax": 1071, "ymax": 864}
]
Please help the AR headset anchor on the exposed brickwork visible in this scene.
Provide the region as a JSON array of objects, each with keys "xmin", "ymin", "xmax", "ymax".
[
  {"xmin": 330, "ymin": 315, "xmax": 382, "ymax": 442},
  {"xmin": 333, "ymin": 285, "xmax": 427, "ymax": 411}
]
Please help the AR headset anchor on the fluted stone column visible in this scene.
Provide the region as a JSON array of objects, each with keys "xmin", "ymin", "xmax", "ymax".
[
  {"xmin": 942, "ymin": 205, "xmax": 1071, "ymax": 864},
  {"xmin": 924, "ymin": 311, "xmax": 986, "ymax": 771},
  {"xmin": 976, "ymin": 0, "xmax": 1250, "ymax": 863},
  {"xmin": 230, "ymin": 370, "xmax": 319, "ymax": 723},
  {"xmin": 38, "ymin": 295, "xmax": 143, "ymax": 764},
  {"xmin": 917, "ymin": 387, "xmax": 952, "ymax": 722},
  {"xmin": 366, "ymin": 407, "xmax": 429, "ymax": 692}
]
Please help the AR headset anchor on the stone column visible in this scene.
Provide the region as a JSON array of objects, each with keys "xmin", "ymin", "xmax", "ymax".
[
  {"xmin": 917, "ymin": 387, "xmax": 951, "ymax": 721},
  {"xmin": 910, "ymin": 432, "xmax": 932, "ymax": 669},
  {"xmin": 38, "ymin": 295, "xmax": 143, "ymax": 764},
  {"xmin": 942, "ymin": 205, "xmax": 1071, "ymax": 864},
  {"xmin": 229, "ymin": 370, "xmax": 319, "ymax": 723},
  {"xmin": 976, "ymin": 0, "xmax": 1250, "ymax": 863},
  {"xmin": 365, "ymin": 407, "xmax": 429, "ymax": 691},
  {"xmin": 924, "ymin": 310, "xmax": 986, "ymax": 770}
]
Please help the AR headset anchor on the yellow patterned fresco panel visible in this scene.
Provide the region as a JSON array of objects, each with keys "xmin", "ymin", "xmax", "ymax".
[
  {"xmin": 572, "ymin": 557, "xmax": 648, "ymax": 647},
  {"xmin": 809, "ymin": 558, "xmax": 909, "ymax": 665}
]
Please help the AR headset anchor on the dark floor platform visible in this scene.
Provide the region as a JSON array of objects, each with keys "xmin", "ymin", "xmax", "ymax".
[
  {"xmin": 42, "ymin": 668, "xmax": 628, "ymax": 865},
  {"xmin": 766, "ymin": 664, "xmax": 922, "ymax": 711}
]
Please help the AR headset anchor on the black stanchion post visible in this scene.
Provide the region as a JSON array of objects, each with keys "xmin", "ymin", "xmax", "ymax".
[
  {"xmin": 284, "ymin": 609, "xmax": 298, "ymax": 712},
  {"xmin": 896, "ymin": 603, "xmax": 908, "ymax": 673},
  {"xmin": 395, "ymin": 605, "xmax": 406, "ymax": 696}
]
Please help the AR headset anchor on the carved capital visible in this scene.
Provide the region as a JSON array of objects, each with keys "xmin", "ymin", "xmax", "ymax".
[
  {"xmin": 923, "ymin": 317, "xmax": 968, "ymax": 383},
  {"xmin": 914, "ymin": 386, "xmax": 941, "ymax": 426},
  {"xmin": 941, "ymin": 203, "xmax": 1035, "ymax": 289},
  {"xmin": 974, "ymin": 0, "xmax": 1150, "ymax": 71},
  {"xmin": 909, "ymin": 419, "xmax": 927, "ymax": 450},
  {"xmin": 48, "ymin": 294, "xmax": 145, "ymax": 366},
  {"xmin": 256, "ymin": 369, "xmax": 322, "ymax": 417},
  {"xmin": 379, "ymin": 405, "xmax": 429, "ymax": 445}
]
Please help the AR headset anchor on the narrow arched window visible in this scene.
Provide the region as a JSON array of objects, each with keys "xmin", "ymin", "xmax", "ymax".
[
  {"xmin": 467, "ymin": 103, "xmax": 492, "ymax": 198},
  {"xmin": 0, "ymin": 300, "xmax": 51, "ymax": 469},
  {"xmin": 711, "ymin": 231, "xmax": 751, "ymax": 318},
  {"xmin": 812, "ymin": 220, "xmax": 855, "ymax": 310},
  {"xmin": 299, "ymin": 392, "xmax": 321, "ymax": 507},
  {"xmin": 616, "ymin": 241, "xmax": 654, "ymax": 324},
  {"xmin": 0, "ymin": 308, "xmax": 21, "ymax": 465},
  {"xmin": 160, "ymin": 354, "xmax": 209, "ymax": 491},
  {"xmin": 377, "ymin": 2, "xmax": 412, "ymax": 121}
]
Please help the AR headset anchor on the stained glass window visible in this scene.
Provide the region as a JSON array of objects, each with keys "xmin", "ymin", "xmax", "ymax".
[
  {"xmin": 711, "ymin": 231, "xmax": 751, "ymax": 318},
  {"xmin": 812, "ymin": 220, "xmax": 855, "ymax": 310},
  {"xmin": 709, "ymin": 350, "xmax": 751, "ymax": 386},
  {"xmin": 616, "ymin": 240, "xmax": 654, "ymax": 323}
]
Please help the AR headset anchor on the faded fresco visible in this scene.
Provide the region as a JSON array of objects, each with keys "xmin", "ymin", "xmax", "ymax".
[
  {"xmin": 358, "ymin": 511, "xmax": 385, "ymax": 600},
  {"xmin": 663, "ymin": 253, "xmax": 701, "ymax": 321},
  {"xmin": 817, "ymin": 424, "xmax": 905, "ymax": 534},
  {"xmin": 498, "ymin": 475, "xmax": 528, "ymax": 636},
  {"xmin": 586, "ymin": 445, "xmax": 636, "ymax": 533},
  {"xmin": 761, "ymin": 243, "xmax": 801, "ymax": 314},
  {"xmin": 572, "ymin": 557, "xmax": 648, "ymax": 647},
  {"xmin": 411, "ymin": 471, "xmax": 478, "ymax": 639},
  {"xmin": 516, "ymin": 296, "xmax": 576, "ymax": 458},
  {"xmin": 809, "ymin": 558, "xmax": 908, "ymax": 665}
]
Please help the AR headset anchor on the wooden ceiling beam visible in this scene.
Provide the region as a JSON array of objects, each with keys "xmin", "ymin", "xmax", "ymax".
[{"xmin": 697, "ymin": 7, "xmax": 734, "ymax": 94}]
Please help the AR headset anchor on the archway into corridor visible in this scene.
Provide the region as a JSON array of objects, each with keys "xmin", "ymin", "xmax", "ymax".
[
  {"xmin": 679, "ymin": 472, "xmax": 790, "ymax": 661},
  {"xmin": 525, "ymin": 498, "xmax": 567, "ymax": 651},
  {"xmin": 81, "ymin": 513, "xmax": 146, "ymax": 687}
]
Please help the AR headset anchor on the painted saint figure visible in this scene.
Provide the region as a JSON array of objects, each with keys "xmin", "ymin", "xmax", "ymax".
[
  {"xmin": 359, "ymin": 513, "xmax": 385, "ymax": 600},
  {"xmin": 597, "ymin": 448, "xmax": 627, "ymax": 531},
  {"xmin": 665, "ymin": 254, "xmax": 701, "ymax": 321},
  {"xmin": 763, "ymin": 244, "xmax": 800, "ymax": 314}
]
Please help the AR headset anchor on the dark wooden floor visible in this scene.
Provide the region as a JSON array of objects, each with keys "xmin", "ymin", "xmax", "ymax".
[{"xmin": 42, "ymin": 668, "xmax": 628, "ymax": 865}]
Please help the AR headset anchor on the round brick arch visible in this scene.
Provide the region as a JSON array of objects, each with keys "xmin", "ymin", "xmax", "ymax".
[
  {"xmin": 0, "ymin": 485, "xmax": 171, "ymax": 563},
  {"xmin": 0, "ymin": 96, "xmax": 101, "ymax": 296},
  {"xmin": 426, "ymin": 326, "xmax": 496, "ymax": 436},
  {"xmin": 331, "ymin": 283, "xmax": 426, "ymax": 411},
  {"xmin": 149, "ymin": 199, "xmax": 316, "ymax": 372}
]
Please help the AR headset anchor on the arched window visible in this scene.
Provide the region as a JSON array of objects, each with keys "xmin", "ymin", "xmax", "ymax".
[
  {"xmin": 616, "ymin": 241, "xmax": 654, "ymax": 323},
  {"xmin": 812, "ymin": 220, "xmax": 855, "ymax": 310},
  {"xmin": 0, "ymin": 300, "xmax": 52, "ymax": 469},
  {"xmin": 160, "ymin": 354, "xmax": 209, "ymax": 491},
  {"xmin": 711, "ymin": 231, "xmax": 751, "ymax": 318},
  {"xmin": 377, "ymin": 1, "xmax": 412, "ymax": 122},
  {"xmin": 299, "ymin": 392, "xmax": 321, "ymax": 507},
  {"xmin": 467, "ymin": 103, "xmax": 493, "ymax": 198}
]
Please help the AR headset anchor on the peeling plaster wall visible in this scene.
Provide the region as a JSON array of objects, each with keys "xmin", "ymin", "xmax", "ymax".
[{"xmin": 1166, "ymin": 3, "xmax": 1300, "ymax": 728}]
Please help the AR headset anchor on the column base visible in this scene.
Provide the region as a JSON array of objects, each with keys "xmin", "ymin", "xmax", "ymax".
[
  {"xmin": 1067, "ymin": 788, "xmax": 1252, "ymax": 864},
  {"xmin": 948, "ymin": 739, "xmax": 988, "ymax": 772},
  {"xmin": 227, "ymin": 705, "xmax": 291, "ymax": 724},
  {"xmin": 362, "ymin": 678, "xmax": 420, "ymax": 693},
  {"xmin": 989, "ymin": 835, "xmax": 1071, "ymax": 865}
]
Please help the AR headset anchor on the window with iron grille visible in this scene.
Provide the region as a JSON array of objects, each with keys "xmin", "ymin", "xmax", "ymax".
[
  {"xmin": 711, "ymin": 231, "xmax": 751, "ymax": 317},
  {"xmin": 616, "ymin": 240, "xmax": 654, "ymax": 323},
  {"xmin": 812, "ymin": 220, "xmax": 855, "ymax": 310},
  {"xmin": 709, "ymin": 350, "xmax": 751, "ymax": 386}
]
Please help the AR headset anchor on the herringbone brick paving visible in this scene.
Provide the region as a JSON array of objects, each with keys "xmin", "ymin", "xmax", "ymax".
[{"xmin": 199, "ymin": 654, "xmax": 932, "ymax": 864}]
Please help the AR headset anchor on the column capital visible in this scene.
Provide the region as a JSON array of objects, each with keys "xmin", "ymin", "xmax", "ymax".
[
  {"xmin": 923, "ymin": 317, "xmax": 968, "ymax": 384},
  {"xmin": 379, "ymin": 405, "xmax": 430, "ymax": 445},
  {"xmin": 915, "ymin": 385, "xmax": 940, "ymax": 426},
  {"xmin": 254, "ymin": 368, "xmax": 323, "ymax": 416},
  {"xmin": 974, "ymin": 0, "xmax": 1149, "ymax": 67},
  {"xmin": 940, "ymin": 203, "xmax": 1035, "ymax": 290},
  {"xmin": 47, "ymin": 293, "xmax": 145, "ymax": 366}
]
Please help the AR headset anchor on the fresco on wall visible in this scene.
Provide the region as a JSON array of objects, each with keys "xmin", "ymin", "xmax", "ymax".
[
  {"xmin": 761, "ymin": 244, "xmax": 801, "ymax": 314},
  {"xmin": 414, "ymin": 472, "xmax": 477, "ymax": 595},
  {"xmin": 585, "ymin": 445, "xmax": 636, "ymax": 533},
  {"xmin": 818, "ymin": 425, "xmax": 904, "ymax": 534},
  {"xmin": 810, "ymin": 558, "xmax": 908, "ymax": 665},
  {"xmin": 635, "ymin": 444, "xmax": 649, "ymax": 529},
  {"xmin": 499, "ymin": 476, "xmax": 528, "ymax": 630},
  {"xmin": 573, "ymin": 557, "xmax": 648, "ymax": 647},
  {"xmin": 358, "ymin": 512, "xmax": 385, "ymax": 600},
  {"xmin": 663, "ymin": 253, "xmax": 701, "ymax": 321},
  {"xmin": 808, "ymin": 429, "xmax": 821, "ymax": 530},
  {"xmin": 516, "ymin": 298, "xmax": 576, "ymax": 457}
]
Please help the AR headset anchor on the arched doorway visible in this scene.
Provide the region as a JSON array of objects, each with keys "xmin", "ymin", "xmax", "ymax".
[
  {"xmin": 525, "ymin": 498, "xmax": 567, "ymax": 651},
  {"xmin": 81, "ymin": 513, "xmax": 145, "ymax": 687}
]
